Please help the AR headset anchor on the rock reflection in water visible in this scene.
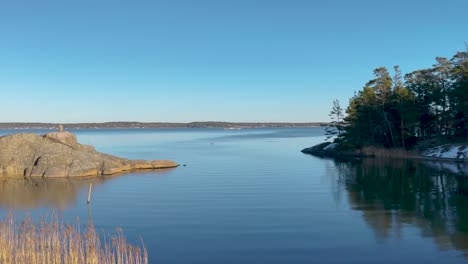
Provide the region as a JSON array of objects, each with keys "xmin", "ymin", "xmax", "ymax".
[
  {"xmin": 0, "ymin": 177, "xmax": 105, "ymax": 210},
  {"xmin": 333, "ymin": 158, "xmax": 468, "ymax": 255},
  {"xmin": 0, "ymin": 168, "xmax": 176, "ymax": 210}
]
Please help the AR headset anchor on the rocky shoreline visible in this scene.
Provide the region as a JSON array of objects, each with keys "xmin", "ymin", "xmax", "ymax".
[
  {"xmin": 301, "ymin": 142, "xmax": 374, "ymax": 159},
  {"xmin": 302, "ymin": 142, "xmax": 468, "ymax": 163},
  {"xmin": 0, "ymin": 131, "xmax": 178, "ymax": 178}
]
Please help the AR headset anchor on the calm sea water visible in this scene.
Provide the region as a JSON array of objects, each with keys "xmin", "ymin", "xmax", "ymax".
[{"xmin": 1, "ymin": 127, "xmax": 468, "ymax": 263}]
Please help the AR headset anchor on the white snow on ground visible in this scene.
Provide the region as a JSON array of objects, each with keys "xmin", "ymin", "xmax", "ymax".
[
  {"xmin": 323, "ymin": 143, "xmax": 337, "ymax": 151},
  {"xmin": 423, "ymin": 145, "xmax": 468, "ymax": 160}
]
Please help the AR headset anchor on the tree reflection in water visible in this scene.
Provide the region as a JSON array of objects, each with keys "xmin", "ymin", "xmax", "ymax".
[{"xmin": 333, "ymin": 158, "xmax": 468, "ymax": 255}]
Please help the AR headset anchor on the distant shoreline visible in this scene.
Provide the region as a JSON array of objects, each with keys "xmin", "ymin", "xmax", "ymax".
[{"xmin": 0, "ymin": 122, "xmax": 328, "ymax": 130}]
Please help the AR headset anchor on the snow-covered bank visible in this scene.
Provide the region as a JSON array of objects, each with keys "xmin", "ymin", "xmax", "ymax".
[
  {"xmin": 303, "ymin": 142, "xmax": 468, "ymax": 164},
  {"xmin": 423, "ymin": 145, "xmax": 468, "ymax": 161}
]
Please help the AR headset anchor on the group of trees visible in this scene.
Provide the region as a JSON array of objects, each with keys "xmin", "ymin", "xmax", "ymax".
[{"xmin": 329, "ymin": 47, "xmax": 467, "ymax": 149}]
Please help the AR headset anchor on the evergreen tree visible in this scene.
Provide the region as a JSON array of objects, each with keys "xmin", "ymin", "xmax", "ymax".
[
  {"xmin": 338, "ymin": 46, "xmax": 467, "ymax": 150},
  {"xmin": 450, "ymin": 50, "xmax": 468, "ymax": 139},
  {"xmin": 325, "ymin": 99, "xmax": 344, "ymax": 141}
]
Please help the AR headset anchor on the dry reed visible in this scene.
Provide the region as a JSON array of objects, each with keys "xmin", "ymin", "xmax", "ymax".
[
  {"xmin": 0, "ymin": 212, "xmax": 148, "ymax": 264},
  {"xmin": 361, "ymin": 146, "xmax": 418, "ymax": 159}
]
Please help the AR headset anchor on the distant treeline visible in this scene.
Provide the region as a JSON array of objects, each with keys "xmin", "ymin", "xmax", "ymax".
[
  {"xmin": 331, "ymin": 47, "xmax": 467, "ymax": 149},
  {"xmin": 0, "ymin": 121, "xmax": 327, "ymax": 129}
]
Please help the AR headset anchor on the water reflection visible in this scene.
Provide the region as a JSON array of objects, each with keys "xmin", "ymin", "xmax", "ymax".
[
  {"xmin": 333, "ymin": 158, "xmax": 468, "ymax": 255},
  {"xmin": 0, "ymin": 177, "xmax": 102, "ymax": 210},
  {"xmin": 0, "ymin": 169, "xmax": 175, "ymax": 210}
]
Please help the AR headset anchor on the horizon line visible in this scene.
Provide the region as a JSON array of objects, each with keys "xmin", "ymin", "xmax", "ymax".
[{"xmin": 0, "ymin": 121, "xmax": 328, "ymax": 124}]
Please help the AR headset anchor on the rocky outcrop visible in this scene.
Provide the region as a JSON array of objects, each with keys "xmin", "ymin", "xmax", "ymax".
[
  {"xmin": 301, "ymin": 142, "xmax": 373, "ymax": 159},
  {"xmin": 0, "ymin": 132, "xmax": 178, "ymax": 178},
  {"xmin": 302, "ymin": 142, "xmax": 468, "ymax": 163}
]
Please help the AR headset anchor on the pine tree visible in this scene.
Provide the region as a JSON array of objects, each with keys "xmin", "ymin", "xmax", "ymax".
[{"xmin": 325, "ymin": 99, "xmax": 344, "ymax": 141}]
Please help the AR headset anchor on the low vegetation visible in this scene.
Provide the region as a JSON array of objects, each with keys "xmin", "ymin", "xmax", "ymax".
[{"xmin": 0, "ymin": 212, "xmax": 148, "ymax": 264}]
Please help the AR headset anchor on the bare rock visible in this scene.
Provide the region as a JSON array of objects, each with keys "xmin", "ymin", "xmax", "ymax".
[
  {"xmin": 0, "ymin": 132, "xmax": 178, "ymax": 178},
  {"xmin": 44, "ymin": 131, "xmax": 78, "ymax": 148}
]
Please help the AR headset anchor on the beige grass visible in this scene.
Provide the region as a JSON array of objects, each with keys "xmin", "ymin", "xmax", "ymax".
[
  {"xmin": 0, "ymin": 212, "xmax": 147, "ymax": 264},
  {"xmin": 361, "ymin": 146, "xmax": 418, "ymax": 159}
]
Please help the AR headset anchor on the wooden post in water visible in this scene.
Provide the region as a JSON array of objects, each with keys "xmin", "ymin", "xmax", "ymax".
[
  {"xmin": 87, "ymin": 183, "xmax": 93, "ymax": 204},
  {"xmin": 58, "ymin": 124, "xmax": 64, "ymax": 132}
]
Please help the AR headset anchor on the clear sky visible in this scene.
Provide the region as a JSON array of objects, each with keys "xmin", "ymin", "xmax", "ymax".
[{"xmin": 0, "ymin": 0, "xmax": 466, "ymax": 123}]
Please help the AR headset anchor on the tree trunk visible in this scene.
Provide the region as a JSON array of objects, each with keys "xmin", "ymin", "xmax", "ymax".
[
  {"xmin": 382, "ymin": 103, "xmax": 395, "ymax": 148},
  {"xmin": 401, "ymin": 118, "xmax": 405, "ymax": 149}
]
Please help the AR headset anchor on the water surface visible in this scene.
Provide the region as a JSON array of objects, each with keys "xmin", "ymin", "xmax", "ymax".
[{"xmin": 1, "ymin": 128, "xmax": 468, "ymax": 263}]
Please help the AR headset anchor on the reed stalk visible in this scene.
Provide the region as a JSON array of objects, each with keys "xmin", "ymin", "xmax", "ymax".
[{"xmin": 0, "ymin": 212, "xmax": 148, "ymax": 264}]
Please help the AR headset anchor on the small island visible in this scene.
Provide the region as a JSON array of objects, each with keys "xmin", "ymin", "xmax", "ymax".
[{"xmin": 0, "ymin": 128, "xmax": 178, "ymax": 178}]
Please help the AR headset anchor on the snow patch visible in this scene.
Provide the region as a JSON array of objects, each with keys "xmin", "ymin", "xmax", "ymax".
[{"xmin": 423, "ymin": 145, "xmax": 468, "ymax": 160}]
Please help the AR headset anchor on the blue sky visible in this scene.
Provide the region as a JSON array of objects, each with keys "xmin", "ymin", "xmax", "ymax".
[{"xmin": 0, "ymin": 0, "xmax": 466, "ymax": 123}]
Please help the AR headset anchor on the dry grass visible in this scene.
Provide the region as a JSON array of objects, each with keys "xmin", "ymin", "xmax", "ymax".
[
  {"xmin": 0, "ymin": 212, "xmax": 148, "ymax": 264},
  {"xmin": 361, "ymin": 146, "xmax": 418, "ymax": 159}
]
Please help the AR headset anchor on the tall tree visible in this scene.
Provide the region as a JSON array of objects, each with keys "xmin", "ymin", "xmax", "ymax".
[
  {"xmin": 432, "ymin": 57, "xmax": 454, "ymax": 135},
  {"xmin": 405, "ymin": 69, "xmax": 435, "ymax": 138},
  {"xmin": 325, "ymin": 99, "xmax": 344, "ymax": 141},
  {"xmin": 392, "ymin": 66, "xmax": 417, "ymax": 148},
  {"xmin": 450, "ymin": 50, "xmax": 468, "ymax": 139},
  {"xmin": 366, "ymin": 67, "xmax": 396, "ymax": 147},
  {"xmin": 343, "ymin": 86, "xmax": 379, "ymax": 147}
]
